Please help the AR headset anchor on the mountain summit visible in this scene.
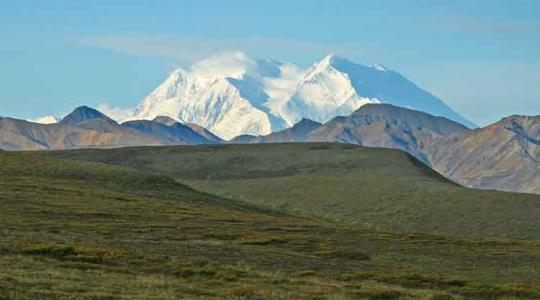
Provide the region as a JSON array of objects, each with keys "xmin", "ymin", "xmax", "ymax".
[
  {"xmin": 60, "ymin": 106, "xmax": 116, "ymax": 126},
  {"xmin": 103, "ymin": 52, "xmax": 475, "ymax": 139},
  {"xmin": 293, "ymin": 54, "xmax": 474, "ymax": 128}
]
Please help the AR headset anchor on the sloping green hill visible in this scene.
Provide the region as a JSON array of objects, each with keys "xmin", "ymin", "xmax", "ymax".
[
  {"xmin": 44, "ymin": 143, "xmax": 540, "ymax": 239},
  {"xmin": 1, "ymin": 150, "xmax": 540, "ymax": 299}
]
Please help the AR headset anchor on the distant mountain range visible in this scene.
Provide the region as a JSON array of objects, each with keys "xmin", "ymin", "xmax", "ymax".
[
  {"xmin": 431, "ymin": 114, "xmax": 539, "ymax": 193},
  {"xmin": 232, "ymin": 104, "xmax": 539, "ymax": 194},
  {"xmin": 67, "ymin": 52, "xmax": 473, "ymax": 140},
  {"xmin": 233, "ymin": 104, "xmax": 468, "ymax": 161},
  {"xmin": 1, "ymin": 103, "xmax": 537, "ymax": 194},
  {"xmin": 0, "ymin": 106, "xmax": 220, "ymax": 150}
]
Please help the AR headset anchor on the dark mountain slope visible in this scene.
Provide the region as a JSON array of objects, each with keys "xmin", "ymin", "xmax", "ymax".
[
  {"xmin": 149, "ymin": 116, "xmax": 222, "ymax": 143},
  {"xmin": 430, "ymin": 115, "xmax": 539, "ymax": 194},
  {"xmin": 59, "ymin": 106, "xmax": 116, "ymax": 126},
  {"xmin": 230, "ymin": 118, "xmax": 322, "ymax": 144},
  {"xmin": 306, "ymin": 104, "xmax": 468, "ymax": 163},
  {"xmin": 0, "ymin": 117, "xmax": 156, "ymax": 150}
]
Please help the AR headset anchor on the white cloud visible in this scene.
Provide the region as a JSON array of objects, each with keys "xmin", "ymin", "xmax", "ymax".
[
  {"xmin": 97, "ymin": 103, "xmax": 135, "ymax": 123},
  {"xmin": 70, "ymin": 35, "xmax": 372, "ymax": 66},
  {"xmin": 28, "ymin": 115, "xmax": 59, "ymax": 124}
]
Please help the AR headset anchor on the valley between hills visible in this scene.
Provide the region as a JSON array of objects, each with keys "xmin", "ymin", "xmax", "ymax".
[{"xmin": 0, "ymin": 143, "xmax": 539, "ymax": 299}]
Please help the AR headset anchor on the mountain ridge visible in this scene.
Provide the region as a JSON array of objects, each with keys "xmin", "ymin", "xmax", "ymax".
[
  {"xmin": 230, "ymin": 104, "xmax": 539, "ymax": 194},
  {"xmin": 430, "ymin": 114, "xmax": 539, "ymax": 193},
  {"xmin": 94, "ymin": 52, "xmax": 475, "ymax": 139},
  {"xmin": 0, "ymin": 108, "xmax": 221, "ymax": 150},
  {"xmin": 2, "ymin": 104, "xmax": 537, "ymax": 194},
  {"xmin": 60, "ymin": 105, "xmax": 117, "ymax": 126}
]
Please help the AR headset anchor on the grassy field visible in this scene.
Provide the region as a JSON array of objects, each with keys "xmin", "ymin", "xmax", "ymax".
[
  {"xmin": 45, "ymin": 143, "xmax": 540, "ymax": 239},
  {"xmin": 1, "ymin": 146, "xmax": 539, "ymax": 299}
]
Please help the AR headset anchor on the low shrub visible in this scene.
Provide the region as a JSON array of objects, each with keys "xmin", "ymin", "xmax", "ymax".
[
  {"xmin": 240, "ymin": 236, "xmax": 288, "ymax": 245},
  {"xmin": 21, "ymin": 244, "xmax": 77, "ymax": 259}
]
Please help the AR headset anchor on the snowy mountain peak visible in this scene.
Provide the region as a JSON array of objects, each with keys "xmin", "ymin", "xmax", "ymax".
[
  {"xmin": 102, "ymin": 51, "xmax": 475, "ymax": 139},
  {"xmin": 302, "ymin": 54, "xmax": 362, "ymax": 84},
  {"xmin": 154, "ymin": 68, "xmax": 192, "ymax": 97},
  {"xmin": 319, "ymin": 53, "xmax": 338, "ymax": 65},
  {"xmin": 318, "ymin": 53, "xmax": 350, "ymax": 65},
  {"xmin": 307, "ymin": 54, "xmax": 342, "ymax": 76},
  {"xmin": 315, "ymin": 54, "xmax": 366, "ymax": 71},
  {"xmin": 281, "ymin": 54, "xmax": 378, "ymax": 126}
]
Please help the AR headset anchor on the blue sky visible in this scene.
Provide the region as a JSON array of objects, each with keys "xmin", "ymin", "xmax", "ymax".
[{"xmin": 1, "ymin": 0, "xmax": 539, "ymax": 125}]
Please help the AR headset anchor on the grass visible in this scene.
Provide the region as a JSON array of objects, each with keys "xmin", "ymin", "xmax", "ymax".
[
  {"xmin": 43, "ymin": 143, "xmax": 540, "ymax": 239},
  {"xmin": 0, "ymin": 146, "xmax": 538, "ymax": 298}
]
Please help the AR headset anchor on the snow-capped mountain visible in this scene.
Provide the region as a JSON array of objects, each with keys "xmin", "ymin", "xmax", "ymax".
[
  {"xmin": 282, "ymin": 55, "xmax": 378, "ymax": 126},
  {"xmin": 105, "ymin": 51, "xmax": 475, "ymax": 139},
  {"xmin": 128, "ymin": 52, "xmax": 287, "ymax": 139},
  {"xmin": 284, "ymin": 55, "xmax": 475, "ymax": 129}
]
